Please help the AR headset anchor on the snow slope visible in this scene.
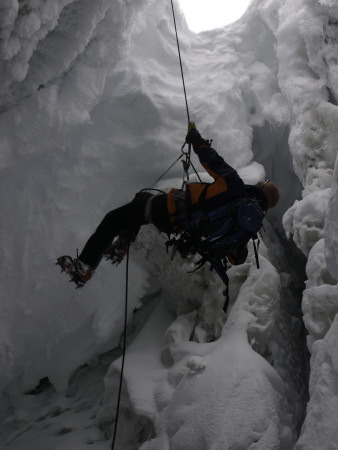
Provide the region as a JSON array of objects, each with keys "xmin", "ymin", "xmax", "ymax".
[{"xmin": 0, "ymin": 0, "xmax": 337, "ymax": 448}]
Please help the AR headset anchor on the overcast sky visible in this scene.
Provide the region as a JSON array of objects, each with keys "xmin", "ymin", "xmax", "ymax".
[{"xmin": 178, "ymin": 0, "xmax": 251, "ymax": 32}]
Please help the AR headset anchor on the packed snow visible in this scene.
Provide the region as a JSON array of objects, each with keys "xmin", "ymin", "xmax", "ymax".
[{"xmin": 0, "ymin": 0, "xmax": 337, "ymax": 449}]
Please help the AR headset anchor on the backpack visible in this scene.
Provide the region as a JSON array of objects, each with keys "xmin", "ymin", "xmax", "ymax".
[
  {"xmin": 167, "ymin": 197, "xmax": 264, "ymax": 261},
  {"xmin": 166, "ymin": 196, "xmax": 265, "ymax": 311}
]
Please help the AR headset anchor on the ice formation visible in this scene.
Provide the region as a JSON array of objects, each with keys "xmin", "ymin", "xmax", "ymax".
[{"xmin": 0, "ymin": 0, "xmax": 338, "ymax": 449}]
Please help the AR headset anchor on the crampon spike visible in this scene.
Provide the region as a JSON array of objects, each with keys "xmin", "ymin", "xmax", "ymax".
[{"xmin": 57, "ymin": 255, "xmax": 93, "ymax": 288}]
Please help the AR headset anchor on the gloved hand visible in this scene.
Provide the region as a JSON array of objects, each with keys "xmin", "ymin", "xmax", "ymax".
[
  {"xmin": 185, "ymin": 122, "xmax": 210, "ymax": 151},
  {"xmin": 186, "ymin": 121, "xmax": 198, "ymax": 143},
  {"xmin": 187, "ymin": 121, "xmax": 196, "ymax": 132}
]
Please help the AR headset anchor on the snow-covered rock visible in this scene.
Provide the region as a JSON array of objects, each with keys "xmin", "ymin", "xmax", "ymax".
[{"xmin": 0, "ymin": 0, "xmax": 338, "ymax": 448}]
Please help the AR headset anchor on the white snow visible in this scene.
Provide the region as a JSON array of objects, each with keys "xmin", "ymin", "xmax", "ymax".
[
  {"xmin": 325, "ymin": 152, "xmax": 338, "ymax": 278},
  {"xmin": 0, "ymin": 0, "xmax": 338, "ymax": 449},
  {"xmin": 283, "ymin": 188, "xmax": 331, "ymax": 256}
]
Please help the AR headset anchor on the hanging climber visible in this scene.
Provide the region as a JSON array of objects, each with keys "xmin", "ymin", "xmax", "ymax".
[{"xmin": 57, "ymin": 123, "xmax": 279, "ymax": 292}]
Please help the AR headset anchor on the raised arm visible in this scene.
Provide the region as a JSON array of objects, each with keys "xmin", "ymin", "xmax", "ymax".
[{"xmin": 186, "ymin": 123, "xmax": 244, "ymax": 188}]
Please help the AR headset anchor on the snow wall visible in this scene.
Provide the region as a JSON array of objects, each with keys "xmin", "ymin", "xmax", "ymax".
[{"xmin": 0, "ymin": 0, "xmax": 338, "ymax": 449}]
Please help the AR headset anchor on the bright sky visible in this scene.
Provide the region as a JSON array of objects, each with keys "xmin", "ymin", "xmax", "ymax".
[{"xmin": 178, "ymin": 0, "xmax": 251, "ymax": 32}]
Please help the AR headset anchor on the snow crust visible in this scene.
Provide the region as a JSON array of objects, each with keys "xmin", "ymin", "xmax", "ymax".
[
  {"xmin": 0, "ymin": 0, "xmax": 338, "ymax": 448},
  {"xmin": 325, "ymin": 153, "xmax": 338, "ymax": 278}
]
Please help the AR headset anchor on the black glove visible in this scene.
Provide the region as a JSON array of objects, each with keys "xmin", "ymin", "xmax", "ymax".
[{"xmin": 185, "ymin": 122, "xmax": 210, "ymax": 151}]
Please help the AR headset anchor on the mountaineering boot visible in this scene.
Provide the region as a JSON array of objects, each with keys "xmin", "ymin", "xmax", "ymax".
[
  {"xmin": 56, "ymin": 256, "xmax": 94, "ymax": 288},
  {"xmin": 103, "ymin": 233, "xmax": 131, "ymax": 266}
]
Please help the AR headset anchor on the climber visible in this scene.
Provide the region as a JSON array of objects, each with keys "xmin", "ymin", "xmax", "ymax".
[{"xmin": 57, "ymin": 123, "xmax": 279, "ymax": 288}]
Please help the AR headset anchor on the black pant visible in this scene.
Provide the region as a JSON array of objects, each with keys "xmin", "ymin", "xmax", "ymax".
[{"xmin": 79, "ymin": 193, "xmax": 171, "ymax": 268}]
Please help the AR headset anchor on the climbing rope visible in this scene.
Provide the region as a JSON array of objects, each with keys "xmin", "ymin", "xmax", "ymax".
[
  {"xmin": 111, "ymin": 3, "xmax": 200, "ymax": 447},
  {"xmin": 148, "ymin": 153, "xmax": 185, "ymax": 190},
  {"xmin": 170, "ymin": 0, "xmax": 204, "ymax": 184},
  {"xmin": 111, "ymin": 241, "xmax": 130, "ymax": 450},
  {"xmin": 145, "ymin": 145, "xmax": 202, "ymax": 193},
  {"xmin": 142, "ymin": 0, "xmax": 202, "ymax": 192},
  {"xmin": 170, "ymin": 0, "xmax": 190, "ymax": 123},
  {"xmin": 181, "ymin": 141, "xmax": 203, "ymax": 186}
]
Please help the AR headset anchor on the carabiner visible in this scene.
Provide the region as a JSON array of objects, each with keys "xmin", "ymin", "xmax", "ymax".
[{"xmin": 181, "ymin": 141, "xmax": 189, "ymax": 155}]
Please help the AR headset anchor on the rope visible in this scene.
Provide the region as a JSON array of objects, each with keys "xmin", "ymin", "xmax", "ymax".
[
  {"xmin": 147, "ymin": 153, "xmax": 184, "ymax": 190},
  {"xmin": 111, "ymin": 241, "xmax": 130, "ymax": 450},
  {"xmin": 170, "ymin": 0, "xmax": 190, "ymax": 124},
  {"xmin": 111, "ymin": 5, "xmax": 195, "ymax": 446},
  {"xmin": 144, "ymin": 1, "xmax": 200, "ymax": 191},
  {"xmin": 169, "ymin": 2, "xmax": 204, "ymax": 185},
  {"xmin": 189, "ymin": 157, "xmax": 203, "ymax": 183}
]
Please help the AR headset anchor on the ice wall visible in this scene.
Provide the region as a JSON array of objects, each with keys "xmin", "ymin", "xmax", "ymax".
[
  {"xmin": 275, "ymin": 0, "xmax": 338, "ymax": 447},
  {"xmin": 0, "ymin": 0, "xmax": 281, "ymax": 394},
  {"xmin": 1, "ymin": 0, "xmax": 338, "ymax": 448},
  {"xmin": 0, "ymin": 0, "xmax": 183, "ymax": 393}
]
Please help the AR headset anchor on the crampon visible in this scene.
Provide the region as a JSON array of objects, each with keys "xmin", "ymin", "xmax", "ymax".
[
  {"xmin": 103, "ymin": 231, "xmax": 136, "ymax": 266},
  {"xmin": 56, "ymin": 255, "xmax": 94, "ymax": 288}
]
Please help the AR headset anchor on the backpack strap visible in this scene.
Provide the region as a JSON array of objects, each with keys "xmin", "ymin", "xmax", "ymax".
[
  {"xmin": 223, "ymin": 282, "xmax": 230, "ymax": 313},
  {"xmin": 208, "ymin": 258, "xmax": 230, "ymax": 313}
]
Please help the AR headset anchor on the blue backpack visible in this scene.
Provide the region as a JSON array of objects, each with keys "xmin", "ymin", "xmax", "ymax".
[
  {"xmin": 166, "ymin": 196, "xmax": 265, "ymax": 311},
  {"xmin": 184, "ymin": 198, "xmax": 265, "ymax": 259},
  {"xmin": 168, "ymin": 198, "xmax": 264, "ymax": 259}
]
